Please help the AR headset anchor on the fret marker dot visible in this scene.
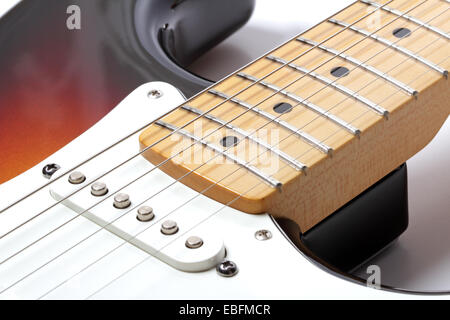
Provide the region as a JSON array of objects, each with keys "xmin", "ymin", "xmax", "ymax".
[
  {"xmin": 393, "ymin": 27, "xmax": 411, "ymax": 38},
  {"xmin": 273, "ymin": 102, "xmax": 293, "ymax": 114},
  {"xmin": 330, "ymin": 66, "xmax": 349, "ymax": 78},
  {"xmin": 220, "ymin": 136, "xmax": 239, "ymax": 147}
]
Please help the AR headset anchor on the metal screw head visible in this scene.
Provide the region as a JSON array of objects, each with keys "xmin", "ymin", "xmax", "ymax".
[
  {"xmin": 185, "ymin": 236, "xmax": 203, "ymax": 249},
  {"xmin": 255, "ymin": 229, "xmax": 272, "ymax": 241},
  {"xmin": 91, "ymin": 182, "xmax": 108, "ymax": 196},
  {"xmin": 137, "ymin": 206, "xmax": 154, "ymax": 222},
  {"xmin": 68, "ymin": 171, "xmax": 86, "ymax": 184},
  {"xmin": 113, "ymin": 193, "xmax": 131, "ymax": 209},
  {"xmin": 161, "ymin": 220, "xmax": 178, "ymax": 235},
  {"xmin": 42, "ymin": 163, "xmax": 61, "ymax": 179},
  {"xmin": 216, "ymin": 260, "xmax": 238, "ymax": 277},
  {"xmin": 148, "ymin": 89, "xmax": 163, "ymax": 99}
]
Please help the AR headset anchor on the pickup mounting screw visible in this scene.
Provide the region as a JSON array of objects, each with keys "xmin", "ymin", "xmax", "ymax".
[
  {"xmin": 148, "ymin": 89, "xmax": 163, "ymax": 99},
  {"xmin": 216, "ymin": 260, "xmax": 238, "ymax": 277},
  {"xmin": 42, "ymin": 163, "xmax": 60, "ymax": 179},
  {"xmin": 137, "ymin": 206, "xmax": 154, "ymax": 222},
  {"xmin": 68, "ymin": 171, "xmax": 86, "ymax": 184},
  {"xmin": 113, "ymin": 193, "xmax": 131, "ymax": 209},
  {"xmin": 255, "ymin": 229, "xmax": 272, "ymax": 241},
  {"xmin": 91, "ymin": 182, "xmax": 108, "ymax": 196}
]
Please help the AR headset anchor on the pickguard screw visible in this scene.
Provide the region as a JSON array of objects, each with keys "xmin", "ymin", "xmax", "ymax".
[
  {"xmin": 137, "ymin": 206, "xmax": 154, "ymax": 222},
  {"xmin": 91, "ymin": 182, "xmax": 108, "ymax": 196},
  {"xmin": 216, "ymin": 260, "xmax": 238, "ymax": 277},
  {"xmin": 113, "ymin": 193, "xmax": 131, "ymax": 209},
  {"xmin": 42, "ymin": 163, "xmax": 60, "ymax": 179},
  {"xmin": 148, "ymin": 89, "xmax": 163, "ymax": 99},
  {"xmin": 255, "ymin": 229, "xmax": 272, "ymax": 241},
  {"xmin": 161, "ymin": 220, "xmax": 178, "ymax": 235},
  {"xmin": 68, "ymin": 171, "xmax": 86, "ymax": 184},
  {"xmin": 185, "ymin": 236, "xmax": 203, "ymax": 249}
]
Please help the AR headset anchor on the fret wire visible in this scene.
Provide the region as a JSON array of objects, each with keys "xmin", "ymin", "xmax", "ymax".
[
  {"xmin": 86, "ymin": 50, "xmax": 450, "ymax": 300},
  {"xmin": 208, "ymin": 89, "xmax": 334, "ymax": 154},
  {"xmin": 265, "ymin": 55, "xmax": 389, "ymax": 118},
  {"xmin": 2, "ymin": 0, "xmax": 430, "ymax": 279},
  {"xmin": 155, "ymin": 120, "xmax": 283, "ymax": 189},
  {"xmin": 236, "ymin": 72, "xmax": 363, "ymax": 134},
  {"xmin": 181, "ymin": 105, "xmax": 308, "ymax": 172},
  {"xmin": 295, "ymin": 37, "xmax": 418, "ymax": 96},
  {"xmin": 36, "ymin": 33, "xmax": 449, "ymax": 301},
  {"xmin": 329, "ymin": 18, "xmax": 449, "ymax": 77},
  {"xmin": 360, "ymin": 0, "xmax": 450, "ymax": 40}
]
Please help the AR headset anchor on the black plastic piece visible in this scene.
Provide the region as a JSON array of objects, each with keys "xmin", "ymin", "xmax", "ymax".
[{"xmin": 299, "ymin": 164, "xmax": 409, "ymax": 272}]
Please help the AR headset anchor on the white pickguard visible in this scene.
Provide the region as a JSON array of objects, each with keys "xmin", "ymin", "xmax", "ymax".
[{"xmin": 0, "ymin": 81, "xmax": 421, "ymax": 299}]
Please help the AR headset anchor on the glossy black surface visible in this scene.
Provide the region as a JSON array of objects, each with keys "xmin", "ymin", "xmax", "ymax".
[{"xmin": 300, "ymin": 164, "xmax": 409, "ymax": 272}]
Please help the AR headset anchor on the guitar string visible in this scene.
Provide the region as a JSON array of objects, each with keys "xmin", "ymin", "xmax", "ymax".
[
  {"xmin": 85, "ymin": 51, "xmax": 450, "ymax": 300},
  {"xmin": 0, "ymin": 0, "xmax": 390, "ymax": 218},
  {"xmin": 0, "ymin": 0, "xmax": 429, "ymax": 267},
  {"xmin": 29, "ymin": 14, "xmax": 450, "ymax": 298}
]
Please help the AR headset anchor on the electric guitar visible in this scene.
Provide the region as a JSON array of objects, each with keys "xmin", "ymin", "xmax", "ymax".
[{"xmin": 0, "ymin": 0, "xmax": 448, "ymax": 299}]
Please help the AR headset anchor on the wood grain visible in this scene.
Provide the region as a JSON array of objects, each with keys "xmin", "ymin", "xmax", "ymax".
[{"xmin": 140, "ymin": 0, "xmax": 450, "ymax": 232}]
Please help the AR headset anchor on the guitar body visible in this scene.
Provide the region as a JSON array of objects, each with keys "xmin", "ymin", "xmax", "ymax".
[
  {"xmin": 0, "ymin": 0, "xmax": 255, "ymax": 183},
  {"xmin": 0, "ymin": 0, "xmax": 448, "ymax": 299},
  {"xmin": 0, "ymin": 81, "xmax": 394, "ymax": 299}
]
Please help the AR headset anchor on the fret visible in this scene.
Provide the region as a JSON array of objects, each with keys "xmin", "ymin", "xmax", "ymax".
[
  {"xmin": 208, "ymin": 89, "xmax": 333, "ymax": 155},
  {"xmin": 155, "ymin": 120, "xmax": 283, "ymax": 189},
  {"xmin": 360, "ymin": 0, "xmax": 449, "ymax": 40},
  {"xmin": 180, "ymin": 105, "xmax": 308, "ymax": 172},
  {"xmin": 295, "ymin": 37, "xmax": 418, "ymax": 96},
  {"xmin": 328, "ymin": 18, "xmax": 449, "ymax": 77},
  {"xmin": 265, "ymin": 55, "xmax": 389, "ymax": 118},
  {"xmin": 236, "ymin": 72, "xmax": 363, "ymax": 135}
]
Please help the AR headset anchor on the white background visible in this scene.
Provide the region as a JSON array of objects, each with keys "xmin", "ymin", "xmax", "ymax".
[{"xmin": 1, "ymin": 0, "xmax": 449, "ymax": 292}]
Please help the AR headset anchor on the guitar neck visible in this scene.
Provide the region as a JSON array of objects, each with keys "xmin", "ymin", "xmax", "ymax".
[{"xmin": 139, "ymin": 0, "xmax": 449, "ymax": 232}]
